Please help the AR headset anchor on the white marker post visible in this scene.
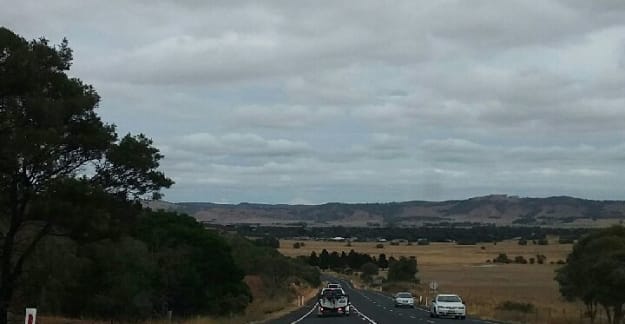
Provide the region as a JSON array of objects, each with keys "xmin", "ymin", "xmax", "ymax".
[
  {"xmin": 25, "ymin": 308, "xmax": 36, "ymax": 324},
  {"xmin": 429, "ymin": 280, "xmax": 439, "ymax": 291},
  {"xmin": 427, "ymin": 281, "xmax": 438, "ymax": 307}
]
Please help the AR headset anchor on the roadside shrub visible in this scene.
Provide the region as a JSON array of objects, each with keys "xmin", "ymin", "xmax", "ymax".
[
  {"xmin": 381, "ymin": 281, "xmax": 418, "ymax": 293},
  {"xmin": 375, "ymin": 243, "xmax": 384, "ymax": 249},
  {"xmin": 330, "ymin": 266, "xmax": 345, "ymax": 273},
  {"xmin": 360, "ymin": 262, "xmax": 379, "ymax": 283},
  {"xmin": 518, "ymin": 238, "xmax": 528, "ymax": 245},
  {"xmin": 293, "ymin": 242, "xmax": 302, "ymax": 249},
  {"xmin": 497, "ymin": 301, "xmax": 536, "ymax": 313},
  {"xmin": 536, "ymin": 254, "xmax": 547, "ymax": 264},
  {"xmin": 493, "ymin": 253, "xmax": 511, "ymax": 264},
  {"xmin": 529, "ymin": 257, "xmax": 535, "ymax": 264},
  {"xmin": 387, "ymin": 256, "xmax": 419, "ymax": 282},
  {"xmin": 254, "ymin": 236, "xmax": 280, "ymax": 249},
  {"xmin": 514, "ymin": 256, "xmax": 528, "ymax": 264}
]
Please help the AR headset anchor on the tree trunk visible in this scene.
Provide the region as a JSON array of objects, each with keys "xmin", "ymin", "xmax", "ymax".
[
  {"xmin": 0, "ymin": 304, "xmax": 7, "ymax": 324},
  {"xmin": 0, "ymin": 181, "xmax": 24, "ymax": 324},
  {"xmin": 606, "ymin": 305, "xmax": 613, "ymax": 324},
  {"xmin": 0, "ymin": 244, "xmax": 15, "ymax": 324},
  {"xmin": 0, "ymin": 281, "xmax": 12, "ymax": 324},
  {"xmin": 1, "ymin": 221, "xmax": 17, "ymax": 324},
  {"xmin": 586, "ymin": 301, "xmax": 597, "ymax": 324},
  {"xmin": 613, "ymin": 305, "xmax": 623, "ymax": 324}
]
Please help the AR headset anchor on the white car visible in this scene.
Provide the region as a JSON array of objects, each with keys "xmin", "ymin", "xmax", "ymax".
[
  {"xmin": 393, "ymin": 292, "xmax": 415, "ymax": 308},
  {"xmin": 430, "ymin": 294, "xmax": 466, "ymax": 320}
]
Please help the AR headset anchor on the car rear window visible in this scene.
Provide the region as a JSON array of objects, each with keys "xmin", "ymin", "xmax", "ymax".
[{"xmin": 438, "ymin": 296, "xmax": 461, "ymax": 302}]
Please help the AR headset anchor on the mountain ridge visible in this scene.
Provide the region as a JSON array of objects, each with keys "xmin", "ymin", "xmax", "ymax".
[{"xmin": 143, "ymin": 194, "xmax": 625, "ymax": 227}]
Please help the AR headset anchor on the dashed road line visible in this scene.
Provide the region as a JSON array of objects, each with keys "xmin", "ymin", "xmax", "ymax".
[
  {"xmin": 289, "ymin": 302, "xmax": 318, "ymax": 324},
  {"xmin": 351, "ymin": 305, "xmax": 378, "ymax": 324}
]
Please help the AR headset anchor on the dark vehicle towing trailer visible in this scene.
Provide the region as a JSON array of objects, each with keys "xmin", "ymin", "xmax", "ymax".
[{"xmin": 317, "ymin": 288, "xmax": 350, "ymax": 317}]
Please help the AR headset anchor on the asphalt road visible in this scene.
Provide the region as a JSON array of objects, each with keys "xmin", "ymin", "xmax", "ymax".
[{"xmin": 270, "ymin": 277, "xmax": 500, "ymax": 324}]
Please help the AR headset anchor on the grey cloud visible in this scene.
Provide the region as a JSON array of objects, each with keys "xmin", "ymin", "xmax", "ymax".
[
  {"xmin": 370, "ymin": 133, "xmax": 405, "ymax": 150},
  {"xmin": 176, "ymin": 133, "xmax": 311, "ymax": 157},
  {"xmin": 418, "ymin": 139, "xmax": 625, "ymax": 170},
  {"xmin": 428, "ymin": 1, "xmax": 580, "ymax": 49},
  {"xmin": 230, "ymin": 105, "xmax": 343, "ymax": 128},
  {"xmin": 5, "ymin": 0, "xmax": 625, "ymax": 202},
  {"xmin": 321, "ymin": 133, "xmax": 411, "ymax": 162}
]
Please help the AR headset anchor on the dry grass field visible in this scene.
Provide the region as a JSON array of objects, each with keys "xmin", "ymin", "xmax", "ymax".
[{"xmin": 280, "ymin": 239, "xmax": 590, "ymax": 323}]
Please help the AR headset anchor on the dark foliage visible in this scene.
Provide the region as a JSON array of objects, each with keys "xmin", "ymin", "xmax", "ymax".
[
  {"xmin": 254, "ymin": 236, "xmax": 280, "ymax": 249},
  {"xmin": 493, "ymin": 253, "xmax": 511, "ymax": 264},
  {"xmin": 0, "ymin": 27, "xmax": 174, "ymax": 324},
  {"xmin": 387, "ymin": 256, "xmax": 419, "ymax": 282},
  {"xmin": 497, "ymin": 301, "xmax": 536, "ymax": 313},
  {"xmin": 307, "ymin": 249, "xmax": 375, "ymax": 273},
  {"xmin": 18, "ymin": 211, "xmax": 252, "ymax": 319},
  {"xmin": 225, "ymin": 234, "xmax": 320, "ymax": 294},
  {"xmin": 556, "ymin": 225, "xmax": 625, "ymax": 324},
  {"xmin": 227, "ymin": 225, "xmax": 589, "ymax": 245}
]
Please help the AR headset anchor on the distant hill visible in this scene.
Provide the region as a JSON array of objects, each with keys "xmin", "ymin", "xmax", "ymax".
[{"xmin": 142, "ymin": 195, "xmax": 625, "ymax": 227}]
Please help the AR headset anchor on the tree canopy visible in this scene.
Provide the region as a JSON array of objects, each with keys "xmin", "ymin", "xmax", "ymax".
[
  {"xmin": 18, "ymin": 210, "xmax": 252, "ymax": 320},
  {"xmin": 0, "ymin": 26, "xmax": 321, "ymax": 323},
  {"xmin": 556, "ymin": 225, "xmax": 625, "ymax": 324},
  {"xmin": 0, "ymin": 26, "xmax": 175, "ymax": 323},
  {"xmin": 387, "ymin": 256, "xmax": 419, "ymax": 282}
]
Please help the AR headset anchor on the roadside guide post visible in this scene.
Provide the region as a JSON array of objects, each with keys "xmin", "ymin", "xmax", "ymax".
[
  {"xmin": 25, "ymin": 308, "xmax": 36, "ymax": 324},
  {"xmin": 427, "ymin": 281, "xmax": 438, "ymax": 307}
]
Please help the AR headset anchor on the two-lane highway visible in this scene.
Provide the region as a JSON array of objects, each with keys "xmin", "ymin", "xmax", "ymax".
[{"xmin": 270, "ymin": 277, "xmax": 499, "ymax": 324}]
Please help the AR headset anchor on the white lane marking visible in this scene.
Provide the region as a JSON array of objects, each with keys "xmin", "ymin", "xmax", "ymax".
[
  {"xmin": 351, "ymin": 304, "xmax": 378, "ymax": 324},
  {"xmin": 290, "ymin": 302, "xmax": 318, "ymax": 324}
]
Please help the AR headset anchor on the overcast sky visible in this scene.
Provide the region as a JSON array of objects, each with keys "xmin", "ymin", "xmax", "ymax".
[{"xmin": 3, "ymin": 1, "xmax": 625, "ymax": 203}]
